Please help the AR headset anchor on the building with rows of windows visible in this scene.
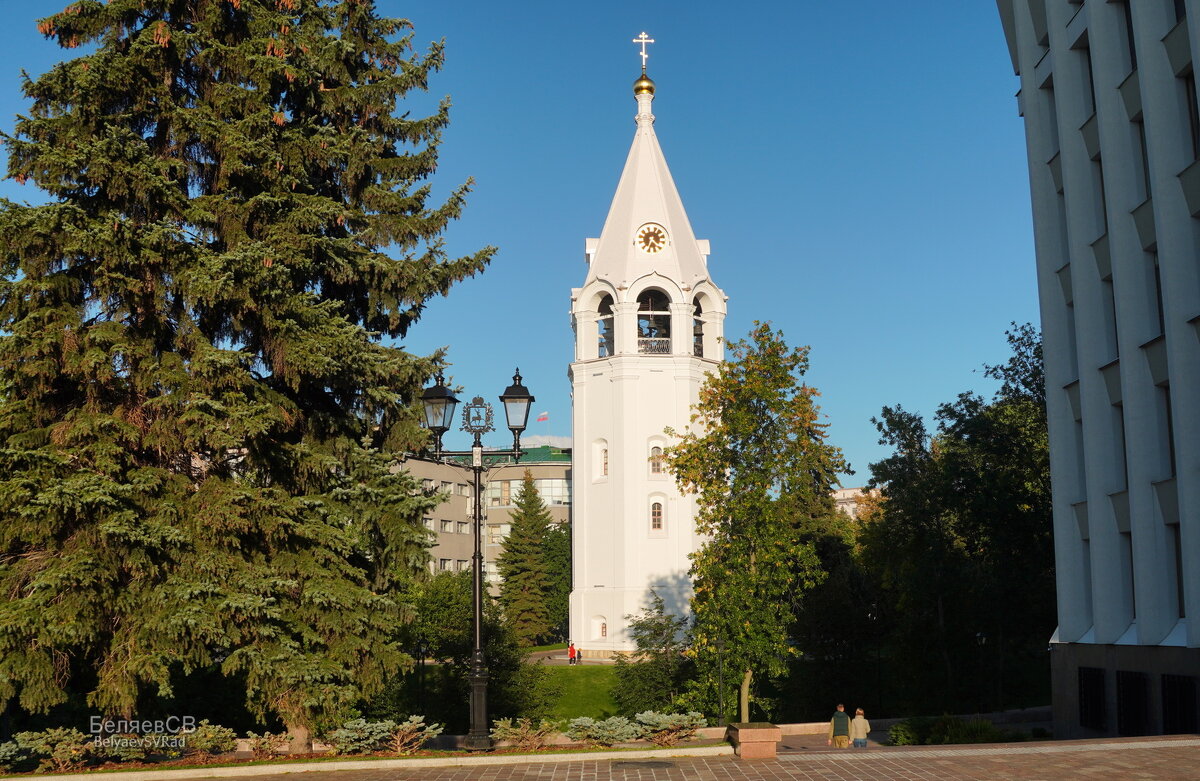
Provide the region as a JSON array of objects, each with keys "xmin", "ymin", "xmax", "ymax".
[
  {"xmin": 567, "ymin": 68, "xmax": 727, "ymax": 655},
  {"xmin": 402, "ymin": 446, "xmax": 571, "ymax": 589},
  {"xmin": 998, "ymin": 0, "xmax": 1199, "ymax": 738}
]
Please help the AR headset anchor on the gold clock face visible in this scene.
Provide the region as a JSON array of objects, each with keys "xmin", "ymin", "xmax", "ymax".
[{"xmin": 636, "ymin": 224, "xmax": 668, "ymax": 253}]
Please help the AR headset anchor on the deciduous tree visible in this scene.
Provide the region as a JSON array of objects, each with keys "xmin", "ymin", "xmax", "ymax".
[
  {"xmin": 611, "ymin": 592, "xmax": 692, "ymax": 715},
  {"xmin": 861, "ymin": 324, "xmax": 1052, "ymax": 713},
  {"xmin": 667, "ymin": 323, "xmax": 846, "ymax": 723}
]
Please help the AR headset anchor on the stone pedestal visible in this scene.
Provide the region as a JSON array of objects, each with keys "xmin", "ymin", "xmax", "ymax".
[{"xmin": 726, "ymin": 723, "xmax": 781, "ymax": 759}]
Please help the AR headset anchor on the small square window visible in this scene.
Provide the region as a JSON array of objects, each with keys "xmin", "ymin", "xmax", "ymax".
[
  {"xmin": 457, "ymin": 521, "xmax": 470, "ymax": 535},
  {"xmin": 440, "ymin": 520, "xmax": 454, "ymax": 533},
  {"xmin": 439, "ymin": 558, "xmax": 451, "ymax": 571}
]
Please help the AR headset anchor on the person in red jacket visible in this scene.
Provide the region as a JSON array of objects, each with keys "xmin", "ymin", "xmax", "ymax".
[{"xmin": 568, "ymin": 642, "xmax": 577, "ymax": 666}]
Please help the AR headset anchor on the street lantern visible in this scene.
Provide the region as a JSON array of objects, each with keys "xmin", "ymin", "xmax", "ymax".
[
  {"xmin": 420, "ymin": 373, "xmax": 458, "ymax": 451},
  {"xmin": 417, "ymin": 367, "xmax": 533, "ymax": 751},
  {"xmin": 499, "ymin": 369, "xmax": 534, "ymax": 445}
]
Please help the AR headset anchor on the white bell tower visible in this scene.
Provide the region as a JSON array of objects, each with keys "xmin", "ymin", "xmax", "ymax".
[{"xmin": 568, "ymin": 46, "xmax": 727, "ymax": 655}]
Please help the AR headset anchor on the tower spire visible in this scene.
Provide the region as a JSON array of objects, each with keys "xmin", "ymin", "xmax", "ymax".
[
  {"xmin": 631, "ymin": 32, "xmax": 656, "ymax": 127},
  {"xmin": 632, "ymin": 31, "xmax": 654, "ymax": 74}
]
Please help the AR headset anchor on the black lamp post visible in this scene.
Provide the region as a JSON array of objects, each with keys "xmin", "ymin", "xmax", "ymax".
[
  {"xmin": 420, "ymin": 369, "xmax": 534, "ymax": 750},
  {"xmin": 714, "ymin": 635, "xmax": 726, "ymax": 727}
]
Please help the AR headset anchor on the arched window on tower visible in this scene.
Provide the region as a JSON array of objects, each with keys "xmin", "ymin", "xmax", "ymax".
[
  {"xmin": 693, "ymin": 298, "xmax": 704, "ymax": 357},
  {"xmin": 597, "ymin": 295, "xmax": 615, "ymax": 357},
  {"xmin": 651, "ymin": 502, "xmax": 664, "ymax": 531},
  {"xmin": 637, "ymin": 290, "xmax": 671, "ymax": 354},
  {"xmin": 650, "ymin": 446, "xmax": 663, "ymax": 474}
]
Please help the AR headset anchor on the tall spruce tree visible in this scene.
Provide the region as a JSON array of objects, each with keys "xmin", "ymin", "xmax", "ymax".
[
  {"xmin": 0, "ymin": 0, "xmax": 491, "ymax": 738},
  {"xmin": 496, "ymin": 470, "xmax": 554, "ymax": 646},
  {"xmin": 542, "ymin": 516, "xmax": 570, "ymax": 640},
  {"xmin": 666, "ymin": 323, "xmax": 846, "ymax": 723}
]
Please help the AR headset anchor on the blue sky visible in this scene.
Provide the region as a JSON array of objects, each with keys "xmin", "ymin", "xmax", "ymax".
[{"xmin": 0, "ymin": 1, "xmax": 1036, "ymax": 484}]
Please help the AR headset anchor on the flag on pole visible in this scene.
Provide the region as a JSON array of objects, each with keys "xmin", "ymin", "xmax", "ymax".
[{"xmin": 536, "ymin": 411, "xmax": 549, "ymax": 422}]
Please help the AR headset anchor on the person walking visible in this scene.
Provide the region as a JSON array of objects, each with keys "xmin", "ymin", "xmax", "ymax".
[
  {"xmin": 827, "ymin": 703, "xmax": 851, "ymax": 748},
  {"xmin": 567, "ymin": 642, "xmax": 577, "ymax": 666},
  {"xmin": 850, "ymin": 708, "xmax": 871, "ymax": 748}
]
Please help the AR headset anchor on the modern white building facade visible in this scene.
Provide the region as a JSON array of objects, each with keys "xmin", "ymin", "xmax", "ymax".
[
  {"xmin": 998, "ymin": 0, "xmax": 1199, "ymax": 738},
  {"xmin": 567, "ymin": 70, "xmax": 726, "ymax": 655}
]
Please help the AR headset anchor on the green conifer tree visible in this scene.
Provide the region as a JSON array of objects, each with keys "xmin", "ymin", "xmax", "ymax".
[
  {"xmin": 542, "ymin": 517, "xmax": 571, "ymax": 640},
  {"xmin": 496, "ymin": 471, "xmax": 554, "ymax": 646},
  {"xmin": 0, "ymin": 0, "xmax": 491, "ymax": 738}
]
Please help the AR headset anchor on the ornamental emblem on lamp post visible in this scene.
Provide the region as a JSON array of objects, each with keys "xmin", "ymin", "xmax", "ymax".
[{"xmin": 460, "ymin": 397, "xmax": 495, "ymax": 434}]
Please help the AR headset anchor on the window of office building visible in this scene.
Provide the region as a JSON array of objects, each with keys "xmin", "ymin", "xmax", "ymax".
[
  {"xmin": 457, "ymin": 521, "xmax": 469, "ymax": 535},
  {"xmin": 1117, "ymin": 671, "xmax": 1150, "ymax": 736},
  {"xmin": 438, "ymin": 558, "xmax": 451, "ymax": 571},
  {"xmin": 1079, "ymin": 667, "xmax": 1107, "ymax": 731},
  {"xmin": 1163, "ymin": 675, "xmax": 1198, "ymax": 734},
  {"xmin": 440, "ymin": 520, "xmax": 454, "ymax": 533},
  {"xmin": 487, "ymin": 477, "xmax": 571, "ymax": 507}
]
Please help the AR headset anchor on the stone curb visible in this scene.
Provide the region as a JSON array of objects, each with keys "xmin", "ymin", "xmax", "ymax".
[
  {"xmin": 778, "ymin": 737, "xmax": 1200, "ymax": 762},
  {"xmin": 2, "ymin": 744, "xmax": 735, "ymax": 780}
]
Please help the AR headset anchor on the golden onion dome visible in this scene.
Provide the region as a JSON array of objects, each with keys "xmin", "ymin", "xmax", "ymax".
[{"xmin": 633, "ymin": 72, "xmax": 656, "ymax": 96}]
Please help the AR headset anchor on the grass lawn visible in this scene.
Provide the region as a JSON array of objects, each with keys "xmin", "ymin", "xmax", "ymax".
[
  {"xmin": 545, "ymin": 665, "xmax": 619, "ymax": 720},
  {"xmin": 524, "ymin": 641, "xmax": 568, "ymax": 653}
]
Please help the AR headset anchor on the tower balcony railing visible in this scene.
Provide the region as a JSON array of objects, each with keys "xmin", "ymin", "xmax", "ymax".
[{"xmin": 638, "ymin": 337, "xmax": 671, "ymax": 354}]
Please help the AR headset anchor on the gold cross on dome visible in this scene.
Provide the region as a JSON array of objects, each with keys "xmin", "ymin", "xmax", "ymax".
[{"xmin": 632, "ymin": 32, "xmax": 655, "ymax": 73}]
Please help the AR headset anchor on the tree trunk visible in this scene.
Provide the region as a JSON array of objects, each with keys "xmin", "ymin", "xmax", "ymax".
[
  {"xmin": 286, "ymin": 723, "xmax": 312, "ymax": 755},
  {"xmin": 739, "ymin": 668, "xmax": 752, "ymax": 724}
]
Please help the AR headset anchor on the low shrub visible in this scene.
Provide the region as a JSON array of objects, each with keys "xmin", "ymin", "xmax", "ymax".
[
  {"xmin": 15, "ymin": 727, "xmax": 94, "ymax": 773},
  {"xmin": 96, "ymin": 733, "xmax": 152, "ymax": 764},
  {"xmin": 566, "ymin": 716, "xmax": 642, "ymax": 747},
  {"xmin": 143, "ymin": 732, "xmax": 187, "ymax": 760},
  {"xmin": 388, "ymin": 716, "xmax": 443, "ymax": 756},
  {"xmin": 890, "ymin": 715, "xmax": 1015, "ymax": 746},
  {"xmin": 935, "ymin": 717, "xmax": 1003, "ymax": 745},
  {"xmin": 244, "ymin": 731, "xmax": 288, "ymax": 760},
  {"xmin": 490, "ymin": 718, "xmax": 559, "ymax": 751},
  {"xmin": 887, "ymin": 716, "xmax": 936, "ymax": 746},
  {"xmin": 326, "ymin": 719, "xmax": 397, "ymax": 755},
  {"xmin": 634, "ymin": 711, "xmax": 706, "ymax": 747},
  {"xmin": 326, "ymin": 716, "xmax": 443, "ymax": 756},
  {"xmin": 184, "ymin": 720, "xmax": 238, "ymax": 758},
  {"xmin": 0, "ymin": 740, "xmax": 27, "ymax": 773}
]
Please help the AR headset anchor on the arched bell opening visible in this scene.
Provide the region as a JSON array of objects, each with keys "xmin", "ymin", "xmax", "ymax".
[
  {"xmin": 637, "ymin": 289, "xmax": 671, "ymax": 354},
  {"xmin": 597, "ymin": 295, "xmax": 615, "ymax": 358}
]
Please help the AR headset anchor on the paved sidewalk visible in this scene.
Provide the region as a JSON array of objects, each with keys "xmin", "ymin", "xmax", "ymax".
[{"xmin": 207, "ymin": 736, "xmax": 1200, "ymax": 780}]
